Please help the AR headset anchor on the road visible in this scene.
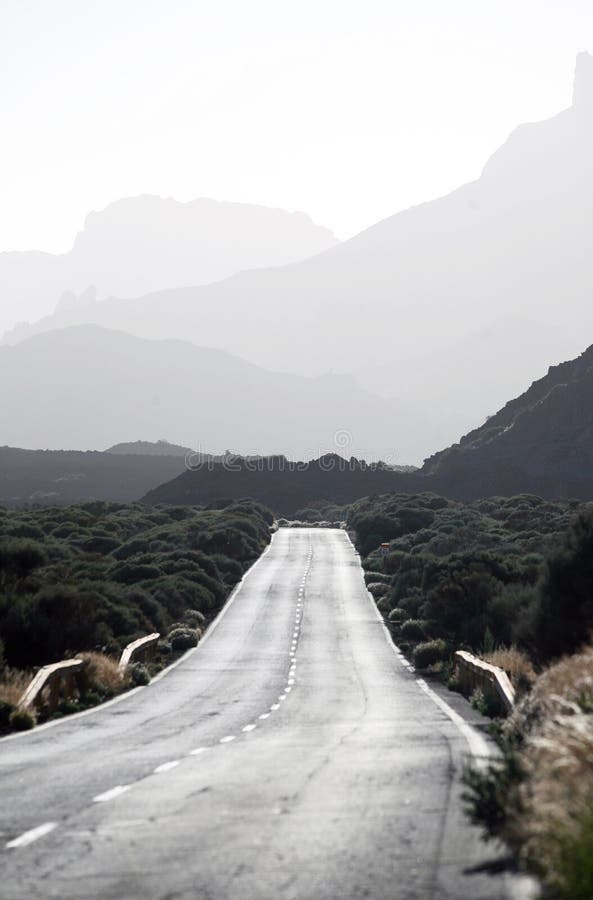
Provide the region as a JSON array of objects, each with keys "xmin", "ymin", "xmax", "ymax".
[{"xmin": 0, "ymin": 528, "xmax": 533, "ymax": 899}]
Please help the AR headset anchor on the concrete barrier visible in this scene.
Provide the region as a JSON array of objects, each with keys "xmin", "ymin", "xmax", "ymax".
[
  {"xmin": 118, "ymin": 633, "xmax": 160, "ymax": 672},
  {"xmin": 455, "ymin": 650, "xmax": 515, "ymax": 715},
  {"xmin": 18, "ymin": 659, "xmax": 84, "ymax": 714}
]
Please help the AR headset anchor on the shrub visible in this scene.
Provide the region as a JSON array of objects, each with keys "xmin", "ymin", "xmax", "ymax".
[
  {"xmin": 388, "ymin": 608, "xmax": 406, "ymax": 623},
  {"xmin": 80, "ymin": 652, "xmax": 126, "ymax": 698},
  {"xmin": 462, "ymin": 745, "xmax": 524, "ymax": 841},
  {"xmin": 0, "ymin": 699, "xmax": 15, "ymax": 728},
  {"xmin": 9, "ymin": 708, "xmax": 35, "ymax": 731},
  {"xmin": 413, "ymin": 639, "xmax": 448, "ymax": 669},
  {"xmin": 367, "ymin": 582, "xmax": 389, "ymax": 598},
  {"xmin": 530, "ymin": 510, "xmax": 593, "ymax": 662},
  {"xmin": 183, "ymin": 609, "xmax": 206, "ymax": 628},
  {"xmin": 128, "ymin": 662, "xmax": 150, "ymax": 686},
  {"xmin": 400, "ymin": 619, "xmax": 428, "ymax": 641},
  {"xmin": 168, "ymin": 627, "xmax": 199, "ymax": 652}
]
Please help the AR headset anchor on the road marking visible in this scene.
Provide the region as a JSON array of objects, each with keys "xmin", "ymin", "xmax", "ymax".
[
  {"xmin": 285, "ymin": 686, "xmax": 292, "ymax": 693},
  {"xmin": 259, "ymin": 713, "xmax": 270, "ymax": 720},
  {"xmin": 288, "ymin": 678, "xmax": 295, "ymax": 685},
  {"xmin": 278, "ymin": 694, "xmax": 286, "ymax": 701},
  {"xmin": 93, "ymin": 785, "xmax": 132, "ymax": 803},
  {"xmin": 416, "ymin": 679, "xmax": 492, "ymax": 759},
  {"xmin": 190, "ymin": 747, "xmax": 208, "ymax": 755},
  {"xmin": 270, "ymin": 703, "xmax": 280, "ymax": 710},
  {"xmin": 220, "ymin": 735, "xmax": 236, "ymax": 744},
  {"xmin": 154, "ymin": 760, "xmax": 180, "ymax": 773},
  {"xmin": 6, "ymin": 822, "xmax": 57, "ymax": 849},
  {"xmin": 242, "ymin": 724, "xmax": 257, "ymax": 732}
]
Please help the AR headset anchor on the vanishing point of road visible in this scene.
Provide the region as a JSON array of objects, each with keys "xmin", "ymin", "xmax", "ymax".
[{"xmin": 0, "ymin": 528, "xmax": 535, "ymax": 899}]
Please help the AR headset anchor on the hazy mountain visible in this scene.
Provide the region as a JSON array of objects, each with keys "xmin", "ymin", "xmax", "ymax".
[
  {"xmin": 10, "ymin": 54, "xmax": 593, "ymax": 463},
  {"xmin": 0, "ymin": 446, "xmax": 187, "ymax": 507},
  {"xmin": 0, "ymin": 325, "xmax": 439, "ymax": 464},
  {"xmin": 419, "ymin": 341, "xmax": 593, "ymax": 499},
  {"xmin": 0, "ymin": 196, "xmax": 337, "ymax": 340}
]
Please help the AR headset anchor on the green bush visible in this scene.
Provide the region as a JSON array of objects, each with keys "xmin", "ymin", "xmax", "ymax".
[
  {"xmin": 168, "ymin": 627, "xmax": 199, "ymax": 652},
  {"xmin": 413, "ymin": 639, "xmax": 448, "ymax": 669},
  {"xmin": 9, "ymin": 708, "xmax": 35, "ymax": 731},
  {"xmin": 0, "ymin": 500, "xmax": 272, "ymax": 673},
  {"xmin": 183, "ymin": 609, "xmax": 206, "ymax": 628},
  {"xmin": 400, "ymin": 619, "xmax": 428, "ymax": 641},
  {"xmin": 128, "ymin": 662, "xmax": 150, "ymax": 686},
  {"xmin": 388, "ymin": 608, "xmax": 406, "ymax": 623},
  {"xmin": 530, "ymin": 510, "xmax": 593, "ymax": 662}
]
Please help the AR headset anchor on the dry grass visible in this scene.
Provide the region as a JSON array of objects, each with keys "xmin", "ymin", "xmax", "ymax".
[
  {"xmin": 484, "ymin": 647, "xmax": 536, "ymax": 695},
  {"xmin": 79, "ymin": 652, "xmax": 129, "ymax": 695},
  {"xmin": 0, "ymin": 668, "xmax": 33, "ymax": 707},
  {"xmin": 504, "ymin": 645, "xmax": 593, "ymax": 894}
]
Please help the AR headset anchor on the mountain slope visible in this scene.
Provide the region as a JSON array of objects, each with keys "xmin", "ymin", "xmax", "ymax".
[
  {"xmin": 0, "ymin": 196, "xmax": 337, "ymax": 339},
  {"xmin": 422, "ymin": 342, "xmax": 593, "ymax": 498},
  {"xmin": 0, "ymin": 325, "xmax": 434, "ymax": 463}
]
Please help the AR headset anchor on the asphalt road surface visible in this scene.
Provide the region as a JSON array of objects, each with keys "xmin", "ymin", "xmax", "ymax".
[{"xmin": 0, "ymin": 528, "xmax": 535, "ymax": 899}]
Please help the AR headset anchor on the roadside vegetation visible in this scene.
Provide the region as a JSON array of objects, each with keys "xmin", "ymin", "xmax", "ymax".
[
  {"xmin": 349, "ymin": 490, "xmax": 593, "ymax": 896},
  {"xmin": 0, "ymin": 499, "xmax": 273, "ymax": 731}
]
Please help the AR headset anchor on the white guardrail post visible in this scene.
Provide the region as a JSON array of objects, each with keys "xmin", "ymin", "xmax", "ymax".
[
  {"xmin": 454, "ymin": 650, "xmax": 515, "ymax": 714},
  {"xmin": 18, "ymin": 659, "xmax": 84, "ymax": 714},
  {"xmin": 118, "ymin": 633, "xmax": 160, "ymax": 672}
]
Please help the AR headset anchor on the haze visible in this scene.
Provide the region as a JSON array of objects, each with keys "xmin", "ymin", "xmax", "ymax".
[{"xmin": 1, "ymin": 0, "xmax": 591, "ymax": 262}]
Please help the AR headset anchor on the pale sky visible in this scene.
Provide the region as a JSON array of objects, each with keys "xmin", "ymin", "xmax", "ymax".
[{"xmin": 0, "ymin": 0, "xmax": 591, "ymax": 252}]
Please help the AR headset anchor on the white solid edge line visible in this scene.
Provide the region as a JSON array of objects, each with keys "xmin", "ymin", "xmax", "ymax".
[
  {"xmin": 416, "ymin": 679, "xmax": 491, "ymax": 759},
  {"xmin": 0, "ymin": 533, "xmax": 279, "ymax": 745},
  {"xmin": 344, "ymin": 532, "xmax": 494, "ymax": 761},
  {"xmin": 154, "ymin": 760, "xmax": 180, "ymax": 773},
  {"xmin": 6, "ymin": 822, "xmax": 57, "ymax": 849},
  {"xmin": 93, "ymin": 785, "xmax": 132, "ymax": 803}
]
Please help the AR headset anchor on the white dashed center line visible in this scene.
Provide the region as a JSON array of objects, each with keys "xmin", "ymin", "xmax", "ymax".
[
  {"xmin": 154, "ymin": 760, "xmax": 180, "ymax": 774},
  {"xmin": 93, "ymin": 785, "xmax": 132, "ymax": 803},
  {"xmin": 220, "ymin": 735, "xmax": 236, "ymax": 744},
  {"xmin": 242, "ymin": 724, "xmax": 257, "ymax": 732},
  {"xmin": 6, "ymin": 822, "xmax": 57, "ymax": 849}
]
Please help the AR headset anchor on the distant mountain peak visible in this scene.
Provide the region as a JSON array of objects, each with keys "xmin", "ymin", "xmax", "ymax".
[{"xmin": 573, "ymin": 51, "xmax": 593, "ymax": 109}]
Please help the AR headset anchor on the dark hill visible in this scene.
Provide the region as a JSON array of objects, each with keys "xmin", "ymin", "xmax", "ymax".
[
  {"xmin": 142, "ymin": 455, "xmax": 416, "ymax": 516},
  {"xmin": 0, "ymin": 446, "xmax": 186, "ymax": 507},
  {"xmin": 421, "ymin": 343, "xmax": 593, "ymax": 499}
]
